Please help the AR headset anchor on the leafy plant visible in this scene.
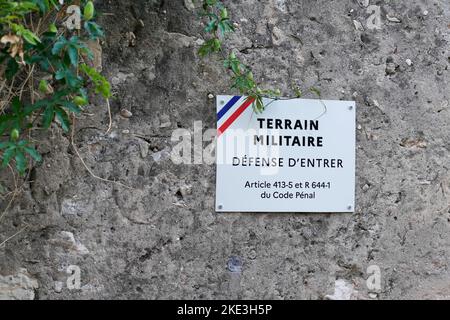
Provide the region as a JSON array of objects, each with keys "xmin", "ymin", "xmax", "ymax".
[
  {"xmin": 0, "ymin": 0, "xmax": 110, "ymax": 176},
  {"xmin": 198, "ymin": 1, "xmax": 323, "ymax": 113},
  {"xmin": 198, "ymin": 0, "xmax": 282, "ymax": 113}
]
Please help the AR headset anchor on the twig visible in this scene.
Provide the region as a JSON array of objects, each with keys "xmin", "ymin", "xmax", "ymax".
[
  {"xmin": 19, "ymin": 65, "xmax": 35, "ymax": 100},
  {"xmin": 1, "ymin": 75, "xmax": 17, "ymax": 112},
  {"xmin": 314, "ymin": 98, "xmax": 328, "ymax": 120},
  {"xmin": 259, "ymin": 95, "xmax": 328, "ymax": 120},
  {"xmin": 106, "ymin": 98, "xmax": 112, "ymax": 133},
  {"xmin": 0, "ymin": 165, "xmax": 20, "ymax": 224},
  {"xmin": 0, "ymin": 192, "xmax": 18, "ymax": 223},
  {"xmin": 70, "ymin": 115, "xmax": 132, "ymax": 189},
  {"xmin": 0, "ymin": 79, "xmax": 6, "ymax": 95},
  {"xmin": 0, "ymin": 224, "xmax": 28, "ymax": 247}
]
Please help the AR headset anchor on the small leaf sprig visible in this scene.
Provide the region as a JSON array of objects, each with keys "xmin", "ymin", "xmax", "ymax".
[
  {"xmin": 0, "ymin": 0, "xmax": 111, "ymax": 175},
  {"xmin": 197, "ymin": 1, "xmax": 326, "ymax": 115},
  {"xmin": 198, "ymin": 0, "xmax": 281, "ymax": 113}
]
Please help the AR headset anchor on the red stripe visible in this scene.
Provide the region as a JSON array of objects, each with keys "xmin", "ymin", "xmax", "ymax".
[{"xmin": 217, "ymin": 97, "xmax": 255, "ymax": 136}]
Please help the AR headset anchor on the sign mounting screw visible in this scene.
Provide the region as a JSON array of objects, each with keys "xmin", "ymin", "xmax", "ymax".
[
  {"xmin": 348, "ymin": 106, "xmax": 353, "ymax": 110},
  {"xmin": 220, "ymin": 100, "xmax": 225, "ymax": 105},
  {"xmin": 347, "ymin": 205, "xmax": 352, "ymax": 210},
  {"xmin": 218, "ymin": 204, "xmax": 223, "ymax": 210}
]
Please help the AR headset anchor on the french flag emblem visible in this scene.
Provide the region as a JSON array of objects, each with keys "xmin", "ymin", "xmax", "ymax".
[{"xmin": 217, "ymin": 96, "xmax": 255, "ymax": 136}]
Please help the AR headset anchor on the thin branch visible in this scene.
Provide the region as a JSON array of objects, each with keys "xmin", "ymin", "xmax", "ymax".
[
  {"xmin": 0, "ymin": 165, "xmax": 20, "ymax": 224},
  {"xmin": 106, "ymin": 98, "xmax": 112, "ymax": 133},
  {"xmin": 19, "ymin": 65, "xmax": 35, "ymax": 100},
  {"xmin": 0, "ymin": 224, "xmax": 28, "ymax": 247},
  {"xmin": 1, "ymin": 75, "xmax": 17, "ymax": 113},
  {"xmin": 71, "ymin": 115, "xmax": 132, "ymax": 190}
]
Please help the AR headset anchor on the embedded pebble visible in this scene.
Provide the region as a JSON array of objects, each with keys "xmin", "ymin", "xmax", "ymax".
[
  {"xmin": 120, "ymin": 109, "xmax": 133, "ymax": 118},
  {"xmin": 386, "ymin": 62, "xmax": 397, "ymax": 75},
  {"xmin": 369, "ymin": 293, "xmax": 378, "ymax": 299},
  {"xmin": 386, "ymin": 15, "xmax": 402, "ymax": 23}
]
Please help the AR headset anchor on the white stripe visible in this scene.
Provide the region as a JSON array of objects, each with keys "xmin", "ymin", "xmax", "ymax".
[{"xmin": 217, "ymin": 96, "xmax": 247, "ymax": 128}]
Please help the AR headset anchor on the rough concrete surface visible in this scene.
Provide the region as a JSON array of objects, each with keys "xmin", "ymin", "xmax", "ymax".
[{"xmin": 0, "ymin": 0, "xmax": 449, "ymax": 299}]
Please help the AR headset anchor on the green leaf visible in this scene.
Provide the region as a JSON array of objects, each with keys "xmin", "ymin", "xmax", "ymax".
[
  {"xmin": 21, "ymin": 29, "xmax": 40, "ymax": 45},
  {"xmin": 198, "ymin": 38, "xmax": 221, "ymax": 57},
  {"xmin": 253, "ymin": 96, "xmax": 263, "ymax": 113},
  {"xmin": 10, "ymin": 23, "xmax": 40, "ymax": 45},
  {"xmin": 212, "ymin": 38, "xmax": 221, "ymax": 51},
  {"xmin": 24, "ymin": 146, "xmax": 42, "ymax": 162},
  {"xmin": 1, "ymin": 147, "xmax": 15, "ymax": 168},
  {"xmin": 84, "ymin": 21, "xmax": 104, "ymax": 39},
  {"xmin": 55, "ymin": 68, "xmax": 82, "ymax": 88},
  {"xmin": 198, "ymin": 42, "xmax": 212, "ymax": 57},
  {"xmin": 80, "ymin": 63, "xmax": 111, "ymax": 98},
  {"xmin": 27, "ymin": 53, "xmax": 51, "ymax": 71},
  {"xmin": 32, "ymin": 0, "xmax": 49, "ymax": 13},
  {"xmin": 54, "ymin": 69, "xmax": 64, "ymax": 80},
  {"xmin": 217, "ymin": 22, "xmax": 225, "ymax": 35},
  {"xmin": 52, "ymin": 37, "xmax": 67, "ymax": 55},
  {"xmin": 310, "ymin": 87, "xmax": 321, "ymax": 97},
  {"xmin": 204, "ymin": 18, "xmax": 218, "ymax": 33},
  {"xmin": 78, "ymin": 88, "xmax": 88, "ymax": 101},
  {"xmin": 218, "ymin": 20, "xmax": 234, "ymax": 36},
  {"xmin": 204, "ymin": 0, "xmax": 218, "ymax": 6},
  {"xmin": 0, "ymin": 142, "xmax": 12, "ymax": 150},
  {"xmin": 61, "ymin": 100, "xmax": 81, "ymax": 114},
  {"xmin": 42, "ymin": 106, "xmax": 54, "ymax": 128},
  {"xmin": 15, "ymin": 150, "xmax": 27, "ymax": 175},
  {"xmin": 220, "ymin": 8, "xmax": 228, "ymax": 19},
  {"xmin": 11, "ymin": 97, "xmax": 22, "ymax": 113},
  {"xmin": 17, "ymin": 140, "xmax": 27, "ymax": 147},
  {"xmin": 54, "ymin": 107, "xmax": 70, "ymax": 132},
  {"xmin": 231, "ymin": 61, "xmax": 240, "ymax": 74},
  {"xmin": 67, "ymin": 46, "xmax": 78, "ymax": 66}
]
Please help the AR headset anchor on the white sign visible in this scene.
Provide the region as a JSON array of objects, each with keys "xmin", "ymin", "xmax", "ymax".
[{"xmin": 215, "ymin": 96, "xmax": 355, "ymax": 213}]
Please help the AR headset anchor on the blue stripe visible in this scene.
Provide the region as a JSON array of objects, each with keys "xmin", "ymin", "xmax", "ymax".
[{"xmin": 217, "ymin": 96, "xmax": 241, "ymax": 121}]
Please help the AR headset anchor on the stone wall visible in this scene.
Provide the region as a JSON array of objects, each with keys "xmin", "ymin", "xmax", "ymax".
[{"xmin": 0, "ymin": 0, "xmax": 449, "ymax": 299}]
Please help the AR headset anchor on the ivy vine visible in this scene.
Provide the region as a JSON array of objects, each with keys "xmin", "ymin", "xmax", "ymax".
[{"xmin": 0, "ymin": 0, "xmax": 110, "ymax": 176}]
